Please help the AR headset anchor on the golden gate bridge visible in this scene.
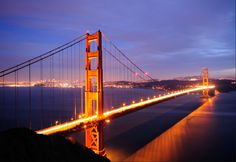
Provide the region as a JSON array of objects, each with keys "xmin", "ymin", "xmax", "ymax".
[{"xmin": 0, "ymin": 30, "xmax": 214, "ymax": 156}]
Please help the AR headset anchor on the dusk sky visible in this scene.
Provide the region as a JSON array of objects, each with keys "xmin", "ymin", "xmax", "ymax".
[{"xmin": 0, "ymin": 0, "xmax": 235, "ymax": 79}]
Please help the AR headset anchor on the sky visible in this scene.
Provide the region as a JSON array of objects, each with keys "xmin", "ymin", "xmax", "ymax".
[{"xmin": 0, "ymin": 0, "xmax": 235, "ymax": 79}]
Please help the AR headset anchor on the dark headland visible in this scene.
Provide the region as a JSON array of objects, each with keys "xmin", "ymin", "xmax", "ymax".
[{"xmin": 0, "ymin": 128, "xmax": 110, "ymax": 161}]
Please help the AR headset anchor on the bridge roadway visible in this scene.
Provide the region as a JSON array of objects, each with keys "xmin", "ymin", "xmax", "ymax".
[{"xmin": 36, "ymin": 85, "xmax": 215, "ymax": 135}]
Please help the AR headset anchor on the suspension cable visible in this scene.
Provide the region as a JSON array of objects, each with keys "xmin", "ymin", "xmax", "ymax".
[
  {"xmin": 103, "ymin": 48, "xmax": 147, "ymax": 81},
  {"xmin": 0, "ymin": 38, "xmax": 86, "ymax": 78},
  {"xmin": 102, "ymin": 32, "xmax": 155, "ymax": 81}
]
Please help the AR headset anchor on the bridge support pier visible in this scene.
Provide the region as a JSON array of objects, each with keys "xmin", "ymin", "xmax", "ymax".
[
  {"xmin": 84, "ymin": 31, "xmax": 105, "ymax": 156},
  {"xmin": 202, "ymin": 68, "xmax": 210, "ymax": 98},
  {"xmin": 85, "ymin": 121, "xmax": 105, "ymax": 155}
]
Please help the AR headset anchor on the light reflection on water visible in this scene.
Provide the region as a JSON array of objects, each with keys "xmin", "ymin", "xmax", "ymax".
[
  {"xmin": 71, "ymin": 93, "xmax": 205, "ymax": 161},
  {"xmin": 123, "ymin": 92, "xmax": 236, "ymax": 162},
  {"xmin": 2, "ymin": 86, "xmax": 234, "ymax": 161},
  {"xmin": 124, "ymin": 98, "xmax": 214, "ymax": 161}
]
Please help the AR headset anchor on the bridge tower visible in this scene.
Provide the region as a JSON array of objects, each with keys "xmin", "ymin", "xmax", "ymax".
[
  {"xmin": 201, "ymin": 67, "xmax": 209, "ymax": 98},
  {"xmin": 85, "ymin": 31, "xmax": 105, "ymax": 155}
]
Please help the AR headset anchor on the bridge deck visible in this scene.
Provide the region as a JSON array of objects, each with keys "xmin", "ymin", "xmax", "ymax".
[{"xmin": 36, "ymin": 86, "xmax": 215, "ymax": 135}]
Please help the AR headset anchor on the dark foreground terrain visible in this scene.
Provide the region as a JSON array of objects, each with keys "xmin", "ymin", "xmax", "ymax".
[{"xmin": 0, "ymin": 128, "xmax": 110, "ymax": 161}]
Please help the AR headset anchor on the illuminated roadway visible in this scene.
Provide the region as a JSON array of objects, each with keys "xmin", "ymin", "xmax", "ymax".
[{"xmin": 36, "ymin": 85, "xmax": 215, "ymax": 135}]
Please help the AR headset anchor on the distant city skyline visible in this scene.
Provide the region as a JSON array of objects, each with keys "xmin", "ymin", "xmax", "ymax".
[{"xmin": 0, "ymin": 0, "xmax": 235, "ymax": 79}]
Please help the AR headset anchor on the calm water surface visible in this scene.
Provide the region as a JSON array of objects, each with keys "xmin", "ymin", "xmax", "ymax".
[
  {"xmin": 71, "ymin": 91, "xmax": 236, "ymax": 161},
  {"xmin": 0, "ymin": 87, "xmax": 163, "ymax": 130},
  {"xmin": 1, "ymin": 87, "xmax": 235, "ymax": 161}
]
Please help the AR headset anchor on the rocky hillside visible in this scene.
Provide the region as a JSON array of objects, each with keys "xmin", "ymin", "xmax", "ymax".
[{"xmin": 0, "ymin": 128, "xmax": 110, "ymax": 161}]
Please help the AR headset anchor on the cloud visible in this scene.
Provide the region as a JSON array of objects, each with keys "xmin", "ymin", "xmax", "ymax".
[{"xmin": 0, "ymin": 0, "xmax": 235, "ymax": 79}]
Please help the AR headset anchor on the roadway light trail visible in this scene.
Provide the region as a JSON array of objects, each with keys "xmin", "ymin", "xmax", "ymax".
[{"xmin": 36, "ymin": 85, "xmax": 215, "ymax": 135}]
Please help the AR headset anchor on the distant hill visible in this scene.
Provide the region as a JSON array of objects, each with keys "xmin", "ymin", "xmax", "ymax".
[{"xmin": 0, "ymin": 128, "xmax": 110, "ymax": 161}]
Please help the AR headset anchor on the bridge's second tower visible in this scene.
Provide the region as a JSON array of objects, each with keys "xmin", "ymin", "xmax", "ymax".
[
  {"xmin": 201, "ymin": 67, "xmax": 209, "ymax": 98},
  {"xmin": 85, "ymin": 31, "xmax": 105, "ymax": 155}
]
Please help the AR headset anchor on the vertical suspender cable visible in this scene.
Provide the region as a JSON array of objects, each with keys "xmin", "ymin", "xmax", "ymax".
[
  {"xmin": 14, "ymin": 70, "xmax": 17, "ymax": 127},
  {"xmin": 40, "ymin": 58, "xmax": 43, "ymax": 128},
  {"xmin": 79, "ymin": 43, "xmax": 83, "ymax": 115},
  {"xmin": 62, "ymin": 50, "xmax": 65, "ymax": 122},
  {"xmin": 66, "ymin": 48, "xmax": 69, "ymax": 120},
  {"xmin": 73, "ymin": 45, "xmax": 76, "ymax": 119},
  {"xmin": 74, "ymin": 45, "xmax": 77, "ymax": 119},
  {"xmin": 16, "ymin": 70, "xmax": 19, "ymax": 126},
  {"xmin": 103, "ymin": 41, "xmax": 106, "ymax": 109},
  {"xmin": 110, "ymin": 41, "xmax": 113, "ymax": 110},
  {"xmin": 70, "ymin": 46, "xmax": 73, "ymax": 119},
  {"xmin": 28, "ymin": 64, "xmax": 32, "ymax": 129},
  {"xmin": 49, "ymin": 57, "xmax": 52, "ymax": 125},
  {"xmin": 0, "ymin": 74, "xmax": 5, "ymax": 128},
  {"xmin": 52, "ymin": 55, "xmax": 55, "ymax": 123},
  {"xmin": 60, "ymin": 52, "xmax": 63, "ymax": 123}
]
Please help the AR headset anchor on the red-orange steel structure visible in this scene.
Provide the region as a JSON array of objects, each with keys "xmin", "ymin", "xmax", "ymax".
[
  {"xmin": 0, "ymin": 29, "xmax": 217, "ymax": 158},
  {"xmin": 202, "ymin": 67, "xmax": 209, "ymax": 98},
  {"xmin": 85, "ymin": 31, "xmax": 105, "ymax": 155}
]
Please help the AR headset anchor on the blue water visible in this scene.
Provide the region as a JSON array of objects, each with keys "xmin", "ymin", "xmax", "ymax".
[
  {"xmin": 122, "ymin": 92, "xmax": 236, "ymax": 162},
  {"xmin": 69, "ymin": 92, "xmax": 236, "ymax": 161},
  {"xmin": 0, "ymin": 87, "xmax": 163, "ymax": 130},
  {"xmin": 1, "ymin": 87, "xmax": 235, "ymax": 161}
]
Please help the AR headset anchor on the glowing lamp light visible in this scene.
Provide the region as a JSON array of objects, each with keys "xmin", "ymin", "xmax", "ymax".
[
  {"xmin": 55, "ymin": 120, "xmax": 59, "ymax": 125},
  {"xmin": 36, "ymin": 85, "xmax": 215, "ymax": 135},
  {"xmin": 140, "ymin": 99, "xmax": 143, "ymax": 101},
  {"xmin": 71, "ymin": 118, "xmax": 74, "ymax": 121},
  {"xmin": 123, "ymin": 103, "xmax": 126, "ymax": 106},
  {"xmin": 105, "ymin": 119, "xmax": 110, "ymax": 124},
  {"xmin": 132, "ymin": 101, "xmax": 135, "ymax": 104}
]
